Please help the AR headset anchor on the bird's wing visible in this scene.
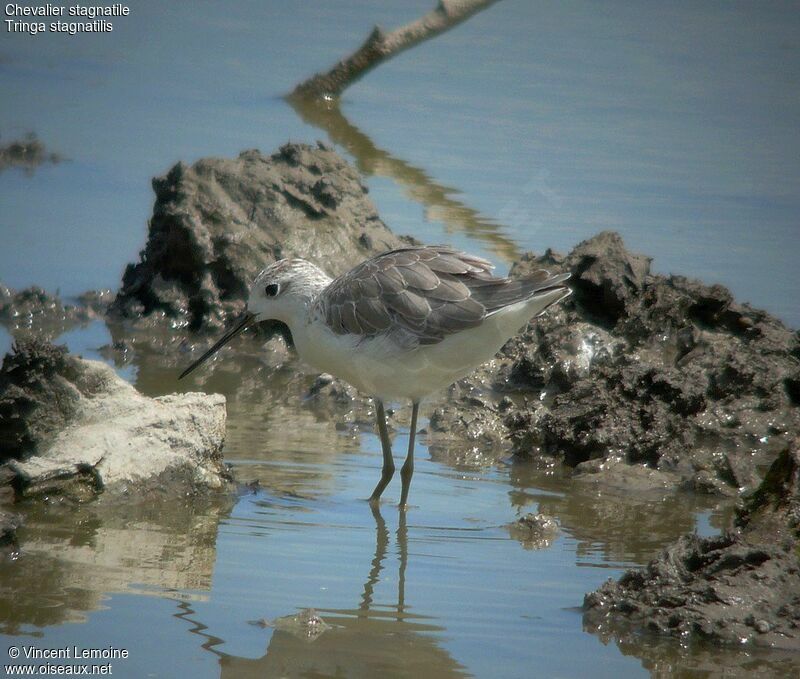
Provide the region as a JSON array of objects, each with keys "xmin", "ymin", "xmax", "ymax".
[{"xmin": 318, "ymin": 246, "xmax": 569, "ymax": 349}]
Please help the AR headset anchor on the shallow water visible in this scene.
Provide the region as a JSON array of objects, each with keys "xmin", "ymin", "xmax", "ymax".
[
  {"xmin": 2, "ymin": 1, "xmax": 799, "ymax": 677},
  {"xmin": 2, "ymin": 346, "xmax": 784, "ymax": 677},
  {"xmin": 0, "ymin": 359, "xmax": 737, "ymax": 678}
]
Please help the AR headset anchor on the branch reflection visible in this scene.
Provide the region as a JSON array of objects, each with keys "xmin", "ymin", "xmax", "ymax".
[{"xmin": 287, "ymin": 93, "xmax": 521, "ymax": 264}]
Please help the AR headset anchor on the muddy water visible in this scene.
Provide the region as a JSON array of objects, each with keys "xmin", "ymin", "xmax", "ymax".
[{"xmin": 3, "ymin": 1, "xmax": 800, "ymax": 676}]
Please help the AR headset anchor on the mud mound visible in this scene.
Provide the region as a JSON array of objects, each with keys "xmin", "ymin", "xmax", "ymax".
[
  {"xmin": 584, "ymin": 438, "xmax": 800, "ymax": 649},
  {"xmin": 0, "ymin": 340, "xmax": 81, "ymax": 461},
  {"xmin": 432, "ymin": 231, "xmax": 799, "ymax": 494}
]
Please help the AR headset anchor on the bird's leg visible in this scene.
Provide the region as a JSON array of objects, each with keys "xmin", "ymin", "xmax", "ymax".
[
  {"xmin": 399, "ymin": 401, "xmax": 419, "ymax": 508},
  {"xmin": 369, "ymin": 400, "xmax": 395, "ymax": 503}
]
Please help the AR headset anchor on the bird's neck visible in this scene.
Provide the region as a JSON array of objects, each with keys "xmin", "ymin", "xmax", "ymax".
[{"xmin": 280, "ymin": 277, "xmax": 330, "ymax": 333}]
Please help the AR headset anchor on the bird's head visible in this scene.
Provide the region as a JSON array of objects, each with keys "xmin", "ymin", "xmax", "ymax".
[
  {"xmin": 178, "ymin": 258, "xmax": 330, "ymax": 379},
  {"xmin": 247, "ymin": 258, "xmax": 330, "ymax": 320}
]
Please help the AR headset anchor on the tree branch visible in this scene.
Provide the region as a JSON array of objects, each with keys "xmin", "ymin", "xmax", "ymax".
[{"xmin": 291, "ymin": 0, "xmax": 501, "ymax": 100}]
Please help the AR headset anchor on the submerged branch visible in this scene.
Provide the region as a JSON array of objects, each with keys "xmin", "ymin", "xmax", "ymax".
[{"xmin": 291, "ymin": 0, "xmax": 501, "ymax": 100}]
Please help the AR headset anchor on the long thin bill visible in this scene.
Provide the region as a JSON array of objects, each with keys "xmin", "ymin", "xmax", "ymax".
[{"xmin": 178, "ymin": 312, "xmax": 256, "ymax": 380}]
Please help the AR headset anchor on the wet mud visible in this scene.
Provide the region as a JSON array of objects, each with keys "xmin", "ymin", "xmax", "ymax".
[
  {"xmin": 433, "ymin": 231, "xmax": 799, "ymax": 497},
  {"xmin": 584, "ymin": 438, "xmax": 800, "ymax": 649}
]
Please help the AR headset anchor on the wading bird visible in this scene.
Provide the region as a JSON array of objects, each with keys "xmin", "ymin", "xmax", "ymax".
[{"xmin": 180, "ymin": 246, "xmax": 570, "ymax": 507}]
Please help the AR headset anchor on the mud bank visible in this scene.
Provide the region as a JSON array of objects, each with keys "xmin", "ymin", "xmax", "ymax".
[
  {"xmin": 431, "ymin": 231, "xmax": 799, "ymax": 495},
  {"xmin": 0, "ymin": 340, "xmax": 232, "ymax": 504},
  {"xmin": 584, "ymin": 437, "xmax": 800, "ymax": 649}
]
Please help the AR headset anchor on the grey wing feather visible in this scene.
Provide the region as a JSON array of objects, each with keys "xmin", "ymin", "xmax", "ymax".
[
  {"xmin": 355, "ymin": 297, "xmax": 393, "ymax": 332},
  {"xmin": 396, "ymin": 264, "xmax": 439, "ymax": 291},
  {"xmin": 319, "ymin": 246, "xmax": 569, "ymax": 348},
  {"xmin": 427, "ymin": 277, "xmax": 471, "ymax": 302},
  {"xmin": 339, "ymin": 301, "xmax": 361, "ymax": 334},
  {"xmin": 385, "ymin": 289, "xmax": 431, "ymax": 320},
  {"xmin": 357, "ymin": 275, "xmax": 381, "ymax": 298},
  {"xmin": 374, "ymin": 267, "xmax": 405, "ymax": 290}
]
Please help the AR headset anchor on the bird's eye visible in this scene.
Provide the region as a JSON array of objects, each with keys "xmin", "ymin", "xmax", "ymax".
[{"xmin": 264, "ymin": 283, "xmax": 280, "ymax": 297}]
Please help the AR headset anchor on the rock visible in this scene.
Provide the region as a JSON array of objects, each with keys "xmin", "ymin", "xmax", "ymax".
[
  {"xmin": 583, "ymin": 438, "xmax": 800, "ymax": 649},
  {"xmin": 426, "ymin": 373, "xmax": 511, "ymax": 466},
  {"xmin": 511, "ymin": 231, "xmax": 650, "ymax": 328},
  {"xmin": 0, "ymin": 339, "xmax": 81, "ymax": 460},
  {"xmin": 506, "ymin": 512, "xmax": 558, "ymax": 550},
  {"xmin": 564, "ymin": 230, "xmax": 651, "ymax": 327},
  {"xmin": 302, "ymin": 372, "xmax": 375, "ymax": 433},
  {"xmin": 572, "ymin": 457, "xmax": 675, "ymax": 492},
  {"xmin": 76, "ymin": 289, "xmax": 115, "ymax": 313},
  {"xmin": 0, "ymin": 509, "xmax": 20, "ymax": 557},
  {"xmin": 256, "ymin": 608, "xmax": 330, "ymax": 641},
  {"xmin": 0, "ymin": 339, "xmax": 231, "ymax": 501},
  {"xmin": 434, "ymin": 231, "xmax": 800, "ymax": 495},
  {"xmin": 110, "ymin": 142, "xmax": 406, "ymax": 332},
  {"xmin": 306, "ymin": 373, "xmax": 359, "ymax": 406}
]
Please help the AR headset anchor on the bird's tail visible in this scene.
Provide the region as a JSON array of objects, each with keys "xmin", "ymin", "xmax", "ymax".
[{"xmin": 476, "ymin": 270, "xmax": 571, "ymax": 317}]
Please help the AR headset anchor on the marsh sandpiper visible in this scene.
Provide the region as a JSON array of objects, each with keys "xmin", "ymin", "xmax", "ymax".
[{"xmin": 180, "ymin": 245, "xmax": 570, "ymax": 507}]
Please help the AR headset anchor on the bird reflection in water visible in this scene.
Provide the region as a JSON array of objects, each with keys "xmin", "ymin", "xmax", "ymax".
[{"xmin": 177, "ymin": 505, "xmax": 468, "ymax": 678}]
